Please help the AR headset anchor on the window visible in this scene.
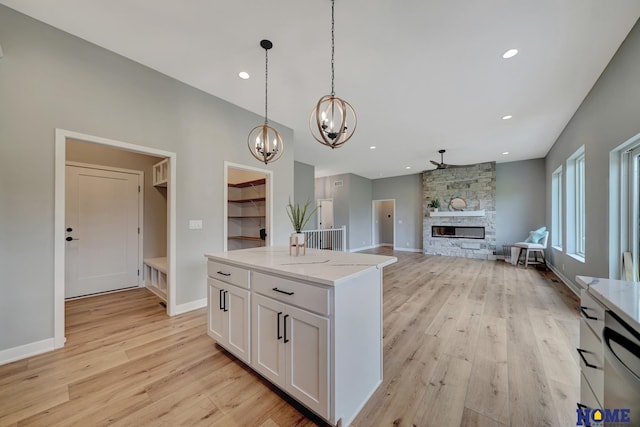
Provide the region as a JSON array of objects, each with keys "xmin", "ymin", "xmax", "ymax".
[
  {"xmin": 551, "ymin": 167, "xmax": 563, "ymax": 249},
  {"xmin": 624, "ymin": 145, "xmax": 640, "ymax": 280},
  {"xmin": 566, "ymin": 146, "xmax": 585, "ymax": 261}
]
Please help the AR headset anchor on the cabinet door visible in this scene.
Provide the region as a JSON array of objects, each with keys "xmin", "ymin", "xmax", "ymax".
[
  {"xmin": 252, "ymin": 294, "xmax": 286, "ymax": 386},
  {"xmin": 207, "ymin": 279, "xmax": 226, "ymax": 344},
  {"xmin": 285, "ymin": 304, "xmax": 330, "ymax": 418},
  {"xmin": 226, "ymin": 284, "xmax": 251, "ymax": 364}
]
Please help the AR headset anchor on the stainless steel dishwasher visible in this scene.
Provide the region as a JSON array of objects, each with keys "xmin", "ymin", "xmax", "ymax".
[{"xmin": 603, "ymin": 310, "xmax": 640, "ymax": 426}]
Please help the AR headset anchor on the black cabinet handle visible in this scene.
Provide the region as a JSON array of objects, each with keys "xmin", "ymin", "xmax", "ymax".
[
  {"xmin": 277, "ymin": 312, "xmax": 283, "ymax": 340},
  {"xmin": 283, "ymin": 314, "xmax": 289, "ymax": 343},
  {"xmin": 272, "ymin": 287, "xmax": 294, "ymax": 296},
  {"xmin": 223, "ymin": 291, "xmax": 228, "ymax": 312},
  {"xmin": 217, "ymin": 271, "xmax": 231, "ymax": 277},
  {"xmin": 219, "ymin": 289, "xmax": 224, "ymax": 310},
  {"xmin": 576, "ymin": 348, "xmax": 599, "ymax": 369},
  {"xmin": 577, "ymin": 305, "xmax": 598, "ymax": 320}
]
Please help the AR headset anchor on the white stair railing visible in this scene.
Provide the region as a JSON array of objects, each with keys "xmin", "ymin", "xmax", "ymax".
[{"xmin": 302, "ymin": 226, "xmax": 346, "ymax": 251}]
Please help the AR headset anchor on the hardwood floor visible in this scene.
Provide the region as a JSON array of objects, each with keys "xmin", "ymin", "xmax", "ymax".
[{"xmin": 0, "ymin": 250, "xmax": 580, "ymax": 426}]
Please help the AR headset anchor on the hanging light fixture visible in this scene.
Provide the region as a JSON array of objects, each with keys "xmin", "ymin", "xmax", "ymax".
[
  {"xmin": 248, "ymin": 39, "xmax": 284, "ymax": 164},
  {"xmin": 310, "ymin": 0, "xmax": 357, "ymax": 149}
]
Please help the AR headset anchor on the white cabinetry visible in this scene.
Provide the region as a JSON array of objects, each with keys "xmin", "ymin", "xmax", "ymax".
[
  {"xmin": 207, "ymin": 261, "xmax": 250, "ymax": 364},
  {"xmin": 205, "ymin": 248, "xmax": 396, "ymax": 426},
  {"xmin": 252, "ymin": 293, "xmax": 329, "ymax": 418},
  {"xmin": 152, "ymin": 159, "xmax": 168, "ymax": 187},
  {"xmin": 578, "ymin": 289, "xmax": 605, "ymax": 409}
]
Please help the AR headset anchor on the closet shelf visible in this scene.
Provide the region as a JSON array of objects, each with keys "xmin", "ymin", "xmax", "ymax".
[
  {"xmin": 228, "ymin": 178, "xmax": 266, "ymax": 188},
  {"xmin": 228, "ymin": 215, "xmax": 266, "ymax": 219},
  {"xmin": 228, "ymin": 197, "xmax": 266, "ymax": 203},
  {"xmin": 228, "ymin": 236, "xmax": 264, "ymax": 242}
]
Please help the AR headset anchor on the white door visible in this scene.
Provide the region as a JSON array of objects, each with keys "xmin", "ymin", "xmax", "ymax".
[
  {"xmin": 252, "ymin": 294, "xmax": 286, "ymax": 386},
  {"xmin": 285, "ymin": 304, "xmax": 330, "ymax": 418},
  {"xmin": 226, "ymin": 284, "xmax": 251, "ymax": 364},
  {"xmin": 65, "ymin": 165, "xmax": 140, "ymax": 298},
  {"xmin": 318, "ymin": 199, "xmax": 333, "ymax": 229}
]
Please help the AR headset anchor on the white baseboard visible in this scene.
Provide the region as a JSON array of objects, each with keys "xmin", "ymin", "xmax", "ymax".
[
  {"xmin": 173, "ymin": 298, "xmax": 207, "ymax": 316},
  {"xmin": 350, "ymin": 245, "xmax": 374, "ymax": 253},
  {"xmin": 0, "ymin": 338, "xmax": 55, "ymax": 366},
  {"xmin": 547, "ymin": 263, "xmax": 581, "ymax": 296},
  {"xmin": 392, "ymin": 247, "xmax": 422, "ymax": 253}
]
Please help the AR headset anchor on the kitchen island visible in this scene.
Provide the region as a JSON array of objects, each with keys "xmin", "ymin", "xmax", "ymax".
[{"xmin": 205, "ymin": 246, "xmax": 397, "ymax": 427}]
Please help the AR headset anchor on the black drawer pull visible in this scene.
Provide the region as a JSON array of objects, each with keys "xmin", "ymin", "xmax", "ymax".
[
  {"xmin": 219, "ymin": 289, "xmax": 224, "ymax": 310},
  {"xmin": 277, "ymin": 312, "xmax": 283, "ymax": 340},
  {"xmin": 223, "ymin": 291, "xmax": 228, "ymax": 312},
  {"xmin": 577, "ymin": 305, "xmax": 598, "ymax": 320},
  {"xmin": 576, "ymin": 348, "xmax": 599, "ymax": 369},
  {"xmin": 217, "ymin": 271, "xmax": 231, "ymax": 277},
  {"xmin": 272, "ymin": 287, "xmax": 294, "ymax": 296}
]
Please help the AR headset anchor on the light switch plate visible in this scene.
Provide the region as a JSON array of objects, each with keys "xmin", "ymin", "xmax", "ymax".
[{"xmin": 189, "ymin": 219, "xmax": 203, "ymax": 229}]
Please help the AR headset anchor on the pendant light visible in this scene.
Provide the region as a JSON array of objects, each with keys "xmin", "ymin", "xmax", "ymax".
[
  {"xmin": 310, "ymin": 0, "xmax": 357, "ymax": 149},
  {"xmin": 248, "ymin": 39, "xmax": 284, "ymax": 164}
]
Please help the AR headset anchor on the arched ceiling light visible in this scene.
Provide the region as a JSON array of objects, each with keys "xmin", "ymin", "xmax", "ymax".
[
  {"xmin": 310, "ymin": 0, "xmax": 357, "ymax": 149},
  {"xmin": 248, "ymin": 39, "xmax": 283, "ymax": 164}
]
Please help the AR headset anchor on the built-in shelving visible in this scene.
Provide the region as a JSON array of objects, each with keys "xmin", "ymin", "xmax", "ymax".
[
  {"xmin": 227, "ymin": 177, "xmax": 266, "ymax": 249},
  {"xmin": 152, "ymin": 159, "xmax": 168, "ymax": 187}
]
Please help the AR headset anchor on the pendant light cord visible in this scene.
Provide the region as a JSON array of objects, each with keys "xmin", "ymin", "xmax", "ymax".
[
  {"xmin": 331, "ymin": 0, "xmax": 335, "ymax": 97},
  {"xmin": 264, "ymin": 47, "xmax": 269, "ymax": 124}
]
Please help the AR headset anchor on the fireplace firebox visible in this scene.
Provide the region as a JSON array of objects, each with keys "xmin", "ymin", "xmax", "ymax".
[{"xmin": 432, "ymin": 226, "xmax": 485, "ymax": 239}]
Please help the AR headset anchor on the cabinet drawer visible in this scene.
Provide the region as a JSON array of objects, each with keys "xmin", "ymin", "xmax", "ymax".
[
  {"xmin": 579, "ymin": 290, "xmax": 605, "ymax": 337},
  {"xmin": 207, "ymin": 260, "xmax": 250, "ymax": 289},
  {"xmin": 578, "ymin": 319, "xmax": 603, "ymax": 405},
  {"xmin": 252, "ymin": 272, "xmax": 330, "ymax": 316}
]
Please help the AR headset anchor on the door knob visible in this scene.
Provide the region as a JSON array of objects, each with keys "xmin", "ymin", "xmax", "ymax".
[{"xmin": 65, "ymin": 236, "xmax": 79, "ymax": 242}]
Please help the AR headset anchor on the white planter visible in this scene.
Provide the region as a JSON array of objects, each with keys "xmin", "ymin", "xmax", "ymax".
[
  {"xmin": 291, "ymin": 232, "xmax": 305, "ymax": 245},
  {"xmin": 433, "ymin": 208, "xmax": 439, "ymax": 212}
]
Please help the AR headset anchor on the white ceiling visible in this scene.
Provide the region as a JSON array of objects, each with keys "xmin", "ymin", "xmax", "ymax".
[{"xmin": 2, "ymin": 1, "xmax": 639, "ymax": 179}]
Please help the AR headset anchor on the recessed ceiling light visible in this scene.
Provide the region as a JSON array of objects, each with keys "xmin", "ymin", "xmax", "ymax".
[
  {"xmin": 369, "ymin": 146, "xmax": 376, "ymax": 150},
  {"xmin": 405, "ymin": 166, "xmax": 411, "ymax": 170},
  {"xmin": 502, "ymin": 115, "xmax": 513, "ymax": 120},
  {"xmin": 502, "ymin": 49, "xmax": 518, "ymax": 59},
  {"xmin": 502, "ymin": 151, "xmax": 509, "ymax": 155},
  {"xmin": 238, "ymin": 71, "xmax": 250, "ymax": 80}
]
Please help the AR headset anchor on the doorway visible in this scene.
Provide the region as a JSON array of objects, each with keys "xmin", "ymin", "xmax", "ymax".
[
  {"xmin": 317, "ymin": 199, "xmax": 334, "ymax": 229},
  {"xmin": 373, "ymin": 199, "xmax": 395, "ymax": 248},
  {"xmin": 54, "ymin": 129, "xmax": 177, "ymax": 349},
  {"xmin": 224, "ymin": 162, "xmax": 273, "ymax": 251}
]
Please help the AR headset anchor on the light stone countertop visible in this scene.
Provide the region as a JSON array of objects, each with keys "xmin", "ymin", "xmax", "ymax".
[
  {"xmin": 205, "ymin": 246, "xmax": 397, "ymax": 286},
  {"xmin": 577, "ymin": 275, "xmax": 640, "ymax": 332}
]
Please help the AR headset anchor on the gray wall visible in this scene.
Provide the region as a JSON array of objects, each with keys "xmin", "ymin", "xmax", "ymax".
[
  {"xmin": 315, "ymin": 173, "xmax": 372, "ymax": 250},
  {"xmin": 348, "ymin": 174, "xmax": 373, "ymax": 251},
  {"xmin": 66, "ymin": 140, "xmax": 168, "ymax": 259},
  {"xmin": 0, "ymin": 6, "xmax": 294, "ymax": 351},
  {"xmin": 496, "ymin": 159, "xmax": 546, "ymax": 253},
  {"xmin": 545, "ymin": 18, "xmax": 640, "ymax": 287},
  {"xmin": 293, "ymin": 161, "xmax": 317, "ymax": 231},
  {"xmin": 372, "ymin": 174, "xmax": 423, "ymax": 251}
]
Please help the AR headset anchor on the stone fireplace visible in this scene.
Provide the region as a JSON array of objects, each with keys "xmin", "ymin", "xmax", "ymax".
[{"xmin": 423, "ymin": 162, "xmax": 496, "ymax": 259}]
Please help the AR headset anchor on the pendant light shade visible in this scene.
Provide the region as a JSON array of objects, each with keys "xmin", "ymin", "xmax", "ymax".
[
  {"xmin": 248, "ymin": 39, "xmax": 284, "ymax": 164},
  {"xmin": 310, "ymin": 0, "xmax": 357, "ymax": 149}
]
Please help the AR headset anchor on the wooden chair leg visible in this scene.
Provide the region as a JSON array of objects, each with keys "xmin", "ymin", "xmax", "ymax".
[{"xmin": 516, "ymin": 248, "xmax": 524, "ymax": 266}]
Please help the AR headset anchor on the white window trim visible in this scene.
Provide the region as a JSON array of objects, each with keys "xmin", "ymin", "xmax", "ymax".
[
  {"xmin": 566, "ymin": 146, "xmax": 585, "ymax": 260},
  {"xmin": 551, "ymin": 166, "xmax": 563, "ymax": 251}
]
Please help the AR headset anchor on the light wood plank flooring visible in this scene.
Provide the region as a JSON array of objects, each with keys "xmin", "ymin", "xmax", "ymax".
[{"xmin": 0, "ymin": 249, "xmax": 579, "ymax": 426}]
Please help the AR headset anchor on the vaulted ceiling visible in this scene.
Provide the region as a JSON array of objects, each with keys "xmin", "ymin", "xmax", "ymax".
[{"xmin": 2, "ymin": 1, "xmax": 639, "ymax": 178}]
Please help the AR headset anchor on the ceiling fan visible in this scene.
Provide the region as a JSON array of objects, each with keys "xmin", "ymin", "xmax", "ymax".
[{"xmin": 430, "ymin": 149, "xmax": 463, "ymax": 169}]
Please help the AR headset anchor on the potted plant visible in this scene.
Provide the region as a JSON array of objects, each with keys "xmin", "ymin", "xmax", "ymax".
[
  {"xmin": 286, "ymin": 198, "xmax": 317, "ymax": 246},
  {"xmin": 432, "ymin": 199, "xmax": 440, "ymax": 212}
]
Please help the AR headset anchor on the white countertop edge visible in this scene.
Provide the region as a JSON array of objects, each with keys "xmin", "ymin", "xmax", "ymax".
[
  {"xmin": 578, "ymin": 275, "xmax": 640, "ymax": 332},
  {"xmin": 205, "ymin": 248, "xmax": 397, "ymax": 287}
]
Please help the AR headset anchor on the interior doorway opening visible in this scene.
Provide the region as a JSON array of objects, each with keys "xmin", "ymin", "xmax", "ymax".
[
  {"xmin": 373, "ymin": 199, "xmax": 395, "ymax": 248},
  {"xmin": 54, "ymin": 129, "xmax": 177, "ymax": 349},
  {"xmin": 224, "ymin": 162, "xmax": 273, "ymax": 251}
]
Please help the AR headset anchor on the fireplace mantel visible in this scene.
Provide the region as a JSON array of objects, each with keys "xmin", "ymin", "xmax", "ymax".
[{"xmin": 429, "ymin": 210, "xmax": 485, "ymax": 217}]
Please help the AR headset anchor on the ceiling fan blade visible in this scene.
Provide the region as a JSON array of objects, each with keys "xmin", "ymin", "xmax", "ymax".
[{"xmin": 429, "ymin": 160, "xmax": 440, "ymax": 167}]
